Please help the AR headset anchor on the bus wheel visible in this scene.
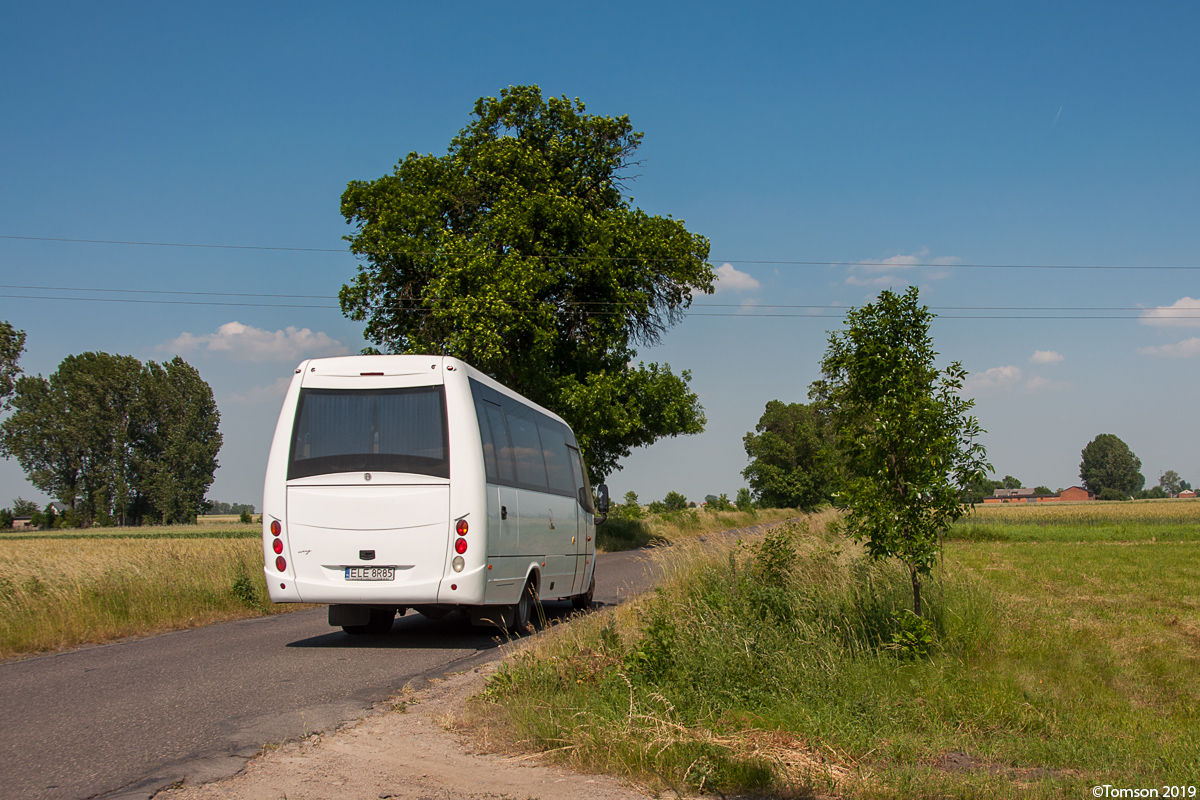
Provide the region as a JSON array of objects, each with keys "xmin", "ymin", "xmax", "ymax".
[
  {"xmin": 342, "ymin": 607, "xmax": 395, "ymax": 635},
  {"xmin": 510, "ymin": 579, "xmax": 538, "ymax": 633},
  {"xmin": 572, "ymin": 572, "xmax": 595, "ymax": 610}
]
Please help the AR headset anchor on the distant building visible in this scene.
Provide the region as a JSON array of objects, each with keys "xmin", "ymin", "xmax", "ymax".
[
  {"xmin": 47, "ymin": 501, "xmax": 70, "ymax": 514},
  {"xmin": 983, "ymin": 485, "xmax": 1094, "ymax": 503},
  {"xmin": 1179, "ymin": 489, "xmax": 1197, "ymax": 499},
  {"xmin": 12, "ymin": 516, "xmax": 32, "ymax": 529}
]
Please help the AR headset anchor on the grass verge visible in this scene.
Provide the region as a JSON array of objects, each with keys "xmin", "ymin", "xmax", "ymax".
[
  {"xmin": 473, "ymin": 511, "xmax": 1200, "ymax": 798},
  {"xmin": 0, "ymin": 536, "xmax": 309, "ymax": 660}
]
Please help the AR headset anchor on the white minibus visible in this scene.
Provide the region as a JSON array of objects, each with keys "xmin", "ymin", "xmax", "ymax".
[{"xmin": 262, "ymin": 354, "xmax": 609, "ymax": 634}]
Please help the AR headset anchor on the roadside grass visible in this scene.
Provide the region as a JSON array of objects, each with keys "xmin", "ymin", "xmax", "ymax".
[
  {"xmin": 0, "ymin": 537, "xmax": 308, "ymax": 660},
  {"xmin": 0, "ymin": 521, "xmax": 261, "ymax": 541},
  {"xmin": 597, "ymin": 506, "xmax": 800, "ymax": 552},
  {"xmin": 474, "ymin": 511, "xmax": 1200, "ymax": 798}
]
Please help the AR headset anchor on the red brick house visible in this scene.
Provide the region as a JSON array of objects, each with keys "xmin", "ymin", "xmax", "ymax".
[{"xmin": 983, "ymin": 486, "xmax": 1094, "ymax": 503}]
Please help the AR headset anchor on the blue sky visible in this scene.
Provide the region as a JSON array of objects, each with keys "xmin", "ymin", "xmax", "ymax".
[{"xmin": 2, "ymin": 1, "xmax": 1198, "ymax": 509}]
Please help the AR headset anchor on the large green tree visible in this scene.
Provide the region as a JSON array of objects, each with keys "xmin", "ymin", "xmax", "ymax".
[
  {"xmin": 1079, "ymin": 434, "xmax": 1144, "ymax": 497},
  {"xmin": 0, "ymin": 353, "xmax": 222, "ymax": 525},
  {"xmin": 339, "ymin": 85, "xmax": 712, "ymax": 481},
  {"xmin": 0, "ymin": 320, "xmax": 26, "ymax": 405},
  {"xmin": 742, "ymin": 400, "xmax": 837, "ymax": 511},
  {"xmin": 820, "ymin": 287, "xmax": 989, "ymax": 615}
]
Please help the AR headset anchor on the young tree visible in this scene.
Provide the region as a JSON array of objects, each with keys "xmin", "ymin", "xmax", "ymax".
[
  {"xmin": 742, "ymin": 399, "xmax": 837, "ymax": 511},
  {"xmin": 339, "ymin": 85, "xmax": 713, "ymax": 482},
  {"xmin": 1079, "ymin": 434, "xmax": 1144, "ymax": 497},
  {"xmin": 819, "ymin": 287, "xmax": 989, "ymax": 616}
]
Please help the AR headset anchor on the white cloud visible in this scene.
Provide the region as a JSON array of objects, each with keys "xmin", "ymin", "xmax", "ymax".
[
  {"xmin": 227, "ymin": 376, "xmax": 293, "ymax": 405},
  {"xmin": 1030, "ymin": 350, "xmax": 1064, "ymax": 364},
  {"xmin": 713, "ymin": 263, "xmax": 760, "ymax": 292},
  {"xmin": 1139, "ymin": 297, "xmax": 1200, "ymax": 328},
  {"xmin": 1138, "ymin": 337, "xmax": 1200, "ymax": 358},
  {"xmin": 163, "ymin": 321, "xmax": 351, "ymax": 363},
  {"xmin": 1022, "ymin": 376, "xmax": 1070, "ymax": 391},
  {"xmin": 845, "ymin": 248, "xmax": 959, "ymax": 287},
  {"xmin": 964, "ymin": 365, "xmax": 1023, "ymax": 393}
]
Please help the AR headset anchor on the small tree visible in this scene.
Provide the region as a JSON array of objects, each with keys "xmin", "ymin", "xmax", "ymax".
[
  {"xmin": 819, "ymin": 287, "xmax": 989, "ymax": 616},
  {"xmin": 735, "ymin": 487, "xmax": 754, "ymax": 512},
  {"xmin": 1032, "ymin": 485, "xmax": 1052, "ymax": 496},
  {"xmin": 1002, "ymin": 475, "xmax": 1022, "ymax": 489}
]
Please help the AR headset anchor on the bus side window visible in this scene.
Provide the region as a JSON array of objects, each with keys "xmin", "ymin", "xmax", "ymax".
[
  {"xmin": 484, "ymin": 402, "xmax": 516, "ymax": 484},
  {"xmin": 537, "ymin": 417, "xmax": 575, "ymax": 494},
  {"xmin": 504, "ymin": 399, "xmax": 549, "ymax": 490},
  {"xmin": 475, "ymin": 398, "xmax": 499, "ymax": 481},
  {"xmin": 567, "ymin": 446, "xmax": 595, "ymax": 513}
]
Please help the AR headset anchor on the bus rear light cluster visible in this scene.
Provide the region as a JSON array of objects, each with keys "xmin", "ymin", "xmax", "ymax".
[
  {"xmin": 455, "ymin": 519, "xmax": 468, "ymax": 536},
  {"xmin": 270, "ymin": 518, "xmax": 286, "ymax": 572}
]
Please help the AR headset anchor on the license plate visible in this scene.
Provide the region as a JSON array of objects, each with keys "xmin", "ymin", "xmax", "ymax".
[{"xmin": 345, "ymin": 566, "xmax": 395, "ymax": 581}]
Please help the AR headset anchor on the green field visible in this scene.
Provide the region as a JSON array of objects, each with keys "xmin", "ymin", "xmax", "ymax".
[{"xmin": 475, "ymin": 503, "xmax": 1200, "ymax": 798}]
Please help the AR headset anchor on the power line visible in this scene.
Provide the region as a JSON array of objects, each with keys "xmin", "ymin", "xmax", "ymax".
[
  {"xmin": 0, "ymin": 284, "xmax": 1192, "ymax": 314},
  {"xmin": 3, "ymin": 234, "xmax": 1198, "ymax": 271},
  {"xmin": 3, "ymin": 292, "xmax": 1196, "ymax": 320}
]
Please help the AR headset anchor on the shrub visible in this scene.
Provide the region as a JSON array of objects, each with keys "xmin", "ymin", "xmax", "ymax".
[{"xmin": 239, "ymin": 509, "xmax": 252, "ymax": 524}]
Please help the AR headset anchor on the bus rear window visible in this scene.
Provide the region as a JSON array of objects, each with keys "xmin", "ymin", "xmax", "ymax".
[{"xmin": 288, "ymin": 387, "xmax": 449, "ymax": 480}]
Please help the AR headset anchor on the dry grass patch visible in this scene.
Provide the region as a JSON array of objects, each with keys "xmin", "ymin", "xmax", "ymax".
[{"xmin": 0, "ymin": 536, "xmax": 307, "ymax": 659}]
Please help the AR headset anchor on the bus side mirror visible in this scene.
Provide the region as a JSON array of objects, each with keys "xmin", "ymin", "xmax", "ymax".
[{"xmin": 594, "ymin": 484, "xmax": 610, "ymax": 525}]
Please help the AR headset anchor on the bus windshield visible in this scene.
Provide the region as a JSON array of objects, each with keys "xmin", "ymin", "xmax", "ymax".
[{"xmin": 287, "ymin": 386, "xmax": 449, "ymax": 480}]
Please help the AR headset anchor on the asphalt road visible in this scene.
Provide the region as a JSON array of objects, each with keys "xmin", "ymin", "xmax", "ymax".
[{"xmin": 0, "ymin": 548, "xmax": 662, "ymax": 800}]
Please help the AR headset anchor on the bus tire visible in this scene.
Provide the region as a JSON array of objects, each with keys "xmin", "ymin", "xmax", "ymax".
[
  {"xmin": 342, "ymin": 607, "xmax": 395, "ymax": 635},
  {"xmin": 510, "ymin": 579, "xmax": 537, "ymax": 633},
  {"xmin": 572, "ymin": 572, "xmax": 595, "ymax": 610}
]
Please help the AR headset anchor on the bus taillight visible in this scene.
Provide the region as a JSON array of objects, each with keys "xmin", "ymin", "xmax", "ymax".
[
  {"xmin": 455, "ymin": 519, "xmax": 468, "ymax": 536},
  {"xmin": 270, "ymin": 519, "xmax": 281, "ymax": 536},
  {"xmin": 276, "ymin": 556, "xmax": 287, "ymax": 572},
  {"xmin": 272, "ymin": 538, "xmax": 283, "ymax": 554},
  {"xmin": 454, "ymin": 537, "xmax": 468, "ymax": 554}
]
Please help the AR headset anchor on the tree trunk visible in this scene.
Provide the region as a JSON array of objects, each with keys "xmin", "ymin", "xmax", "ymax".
[{"xmin": 910, "ymin": 564, "xmax": 922, "ymax": 616}]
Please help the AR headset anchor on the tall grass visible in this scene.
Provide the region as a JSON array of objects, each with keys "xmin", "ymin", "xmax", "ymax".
[
  {"xmin": 477, "ymin": 513, "xmax": 1200, "ymax": 797},
  {"xmin": 597, "ymin": 506, "xmax": 800, "ymax": 551},
  {"xmin": 0, "ymin": 537, "xmax": 301, "ymax": 660}
]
